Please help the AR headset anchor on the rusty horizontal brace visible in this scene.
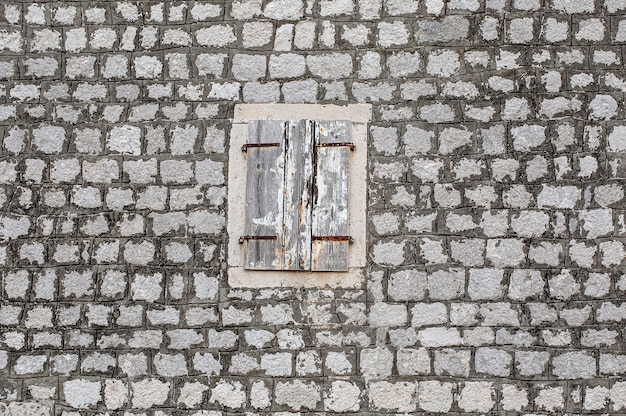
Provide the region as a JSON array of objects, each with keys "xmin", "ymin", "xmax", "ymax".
[
  {"xmin": 316, "ymin": 142, "xmax": 355, "ymax": 151},
  {"xmin": 242, "ymin": 143, "xmax": 280, "ymax": 152},
  {"xmin": 239, "ymin": 235, "xmax": 277, "ymax": 244},
  {"xmin": 312, "ymin": 235, "xmax": 354, "ymax": 243}
]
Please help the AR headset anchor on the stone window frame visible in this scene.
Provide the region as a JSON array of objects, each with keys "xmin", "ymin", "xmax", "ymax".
[{"xmin": 227, "ymin": 104, "xmax": 371, "ymax": 288}]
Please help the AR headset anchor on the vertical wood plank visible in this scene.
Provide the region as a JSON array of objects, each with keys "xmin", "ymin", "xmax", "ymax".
[
  {"xmin": 244, "ymin": 120, "xmax": 285, "ymax": 270},
  {"xmin": 311, "ymin": 120, "xmax": 351, "ymax": 271},
  {"xmin": 284, "ymin": 120, "xmax": 313, "ymax": 270}
]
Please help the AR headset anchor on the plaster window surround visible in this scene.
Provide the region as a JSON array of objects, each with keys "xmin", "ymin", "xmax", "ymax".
[{"xmin": 227, "ymin": 104, "xmax": 371, "ymax": 288}]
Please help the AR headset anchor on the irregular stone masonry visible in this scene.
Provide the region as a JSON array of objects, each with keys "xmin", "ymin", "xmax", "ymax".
[{"xmin": 0, "ymin": 0, "xmax": 626, "ymax": 414}]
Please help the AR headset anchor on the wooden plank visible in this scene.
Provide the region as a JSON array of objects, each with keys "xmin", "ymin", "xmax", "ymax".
[
  {"xmin": 311, "ymin": 120, "xmax": 350, "ymax": 272},
  {"xmin": 244, "ymin": 120, "xmax": 285, "ymax": 270},
  {"xmin": 283, "ymin": 120, "xmax": 313, "ymax": 270}
]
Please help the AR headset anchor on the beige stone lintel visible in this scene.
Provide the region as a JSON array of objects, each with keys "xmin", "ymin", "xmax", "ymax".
[{"xmin": 233, "ymin": 104, "xmax": 372, "ymax": 123}]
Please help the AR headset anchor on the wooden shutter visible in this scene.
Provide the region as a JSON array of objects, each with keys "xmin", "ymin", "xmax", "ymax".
[
  {"xmin": 311, "ymin": 120, "xmax": 350, "ymax": 271},
  {"xmin": 243, "ymin": 120, "xmax": 285, "ymax": 270},
  {"xmin": 283, "ymin": 120, "xmax": 313, "ymax": 270},
  {"xmin": 243, "ymin": 119, "xmax": 351, "ymax": 272}
]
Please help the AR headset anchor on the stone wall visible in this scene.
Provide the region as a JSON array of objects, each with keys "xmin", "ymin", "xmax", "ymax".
[{"xmin": 1, "ymin": 0, "xmax": 626, "ymax": 414}]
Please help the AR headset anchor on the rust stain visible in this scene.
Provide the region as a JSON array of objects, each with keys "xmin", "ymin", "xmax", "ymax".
[
  {"xmin": 272, "ymin": 244, "xmax": 282, "ymax": 269},
  {"xmin": 298, "ymin": 201, "xmax": 304, "ymax": 225},
  {"xmin": 312, "ymin": 241, "xmax": 320, "ymax": 269}
]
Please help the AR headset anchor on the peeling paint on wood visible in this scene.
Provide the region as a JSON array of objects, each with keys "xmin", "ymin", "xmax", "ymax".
[
  {"xmin": 312, "ymin": 120, "xmax": 350, "ymax": 271},
  {"xmin": 244, "ymin": 120, "xmax": 285, "ymax": 270},
  {"xmin": 284, "ymin": 120, "xmax": 313, "ymax": 270},
  {"xmin": 244, "ymin": 119, "xmax": 351, "ymax": 272}
]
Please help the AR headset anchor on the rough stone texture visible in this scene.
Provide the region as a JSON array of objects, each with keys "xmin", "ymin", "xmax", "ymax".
[{"xmin": 0, "ymin": 1, "xmax": 625, "ymax": 415}]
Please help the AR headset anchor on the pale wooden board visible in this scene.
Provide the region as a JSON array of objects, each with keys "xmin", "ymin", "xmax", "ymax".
[
  {"xmin": 244, "ymin": 120, "xmax": 285, "ymax": 270},
  {"xmin": 284, "ymin": 120, "xmax": 313, "ymax": 270},
  {"xmin": 311, "ymin": 120, "xmax": 351, "ymax": 271}
]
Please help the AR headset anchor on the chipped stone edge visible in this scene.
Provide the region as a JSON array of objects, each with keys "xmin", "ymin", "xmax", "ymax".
[{"xmin": 228, "ymin": 104, "xmax": 371, "ymax": 288}]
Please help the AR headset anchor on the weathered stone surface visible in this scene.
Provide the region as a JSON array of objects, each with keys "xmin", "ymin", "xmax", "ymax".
[
  {"xmin": 553, "ymin": 351, "xmax": 597, "ymax": 379},
  {"xmin": 0, "ymin": 2, "xmax": 623, "ymax": 415},
  {"xmin": 415, "ymin": 16, "xmax": 470, "ymax": 44}
]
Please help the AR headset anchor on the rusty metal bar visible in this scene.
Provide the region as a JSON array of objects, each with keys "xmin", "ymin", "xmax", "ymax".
[
  {"xmin": 315, "ymin": 142, "xmax": 355, "ymax": 151},
  {"xmin": 242, "ymin": 143, "xmax": 281, "ymax": 152},
  {"xmin": 312, "ymin": 235, "xmax": 354, "ymax": 243},
  {"xmin": 239, "ymin": 235, "xmax": 277, "ymax": 244}
]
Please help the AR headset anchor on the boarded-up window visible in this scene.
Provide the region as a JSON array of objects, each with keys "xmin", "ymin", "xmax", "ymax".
[{"xmin": 243, "ymin": 120, "xmax": 351, "ymax": 272}]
